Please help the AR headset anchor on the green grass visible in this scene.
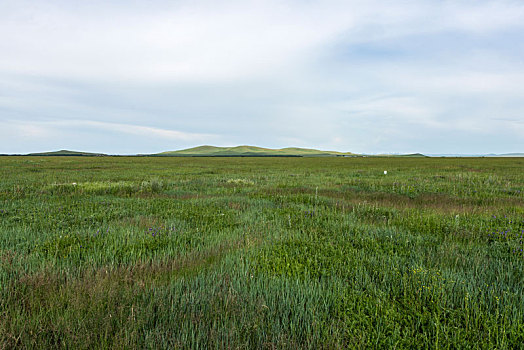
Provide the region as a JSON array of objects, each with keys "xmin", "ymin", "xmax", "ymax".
[{"xmin": 0, "ymin": 156, "xmax": 523, "ymax": 348}]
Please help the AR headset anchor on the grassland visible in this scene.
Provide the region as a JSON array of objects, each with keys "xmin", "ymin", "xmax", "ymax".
[
  {"xmin": 0, "ymin": 156, "xmax": 523, "ymax": 349},
  {"xmin": 157, "ymin": 145, "xmax": 356, "ymax": 157}
]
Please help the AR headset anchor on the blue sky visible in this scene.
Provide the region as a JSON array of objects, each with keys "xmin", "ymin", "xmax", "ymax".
[{"xmin": 0, "ymin": 0, "xmax": 523, "ymax": 154}]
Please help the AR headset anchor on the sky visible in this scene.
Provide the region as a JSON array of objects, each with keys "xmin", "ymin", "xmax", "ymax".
[{"xmin": 0, "ymin": 0, "xmax": 523, "ymax": 155}]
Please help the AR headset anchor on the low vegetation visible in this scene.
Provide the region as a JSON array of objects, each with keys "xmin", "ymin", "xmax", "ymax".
[
  {"xmin": 0, "ymin": 156, "xmax": 523, "ymax": 348},
  {"xmin": 157, "ymin": 145, "xmax": 357, "ymax": 156}
]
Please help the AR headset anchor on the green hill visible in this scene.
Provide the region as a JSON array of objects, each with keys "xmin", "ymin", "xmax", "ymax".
[
  {"xmin": 27, "ymin": 150, "xmax": 106, "ymax": 156},
  {"xmin": 398, "ymin": 153, "xmax": 428, "ymax": 157},
  {"xmin": 21, "ymin": 147, "xmax": 438, "ymax": 157},
  {"xmin": 158, "ymin": 145, "xmax": 356, "ymax": 157}
]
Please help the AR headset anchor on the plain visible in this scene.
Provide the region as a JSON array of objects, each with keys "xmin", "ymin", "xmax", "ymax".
[{"xmin": 0, "ymin": 156, "xmax": 523, "ymax": 349}]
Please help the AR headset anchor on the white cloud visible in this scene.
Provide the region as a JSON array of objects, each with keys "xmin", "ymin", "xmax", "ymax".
[
  {"xmin": 72, "ymin": 120, "xmax": 216, "ymax": 141},
  {"xmin": 1, "ymin": 0, "xmax": 522, "ymax": 83},
  {"xmin": 0, "ymin": 0, "xmax": 523, "ymax": 154},
  {"xmin": 21, "ymin": 119, "xmax": 212, "ymax": 141},
  {"xmin": 0, "ymin": 0, "xmax": 353, "ymax": 82}
]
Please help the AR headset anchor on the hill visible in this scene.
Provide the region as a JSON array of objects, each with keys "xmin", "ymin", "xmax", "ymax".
[
  {"xmin": 427, "ymin": 153, "xmax": 524, "ymax": 157},
  {"xmin": 362, "ymin": 153, "xmax": 428, "ymax": 158},
  {"xmin": 397, "ymin": 153, "xmax": 428, "ymax": 157},
  {"xmin": 157, "ymin": 145, "xmax": 357, "ymax": 157},
  {"xmin": 27, "ymin": 150, "xmax": 106, "ymax": 156},
  {"xmin": 486, "ymin": 153, "xmax": 524, "ymax": 157}
]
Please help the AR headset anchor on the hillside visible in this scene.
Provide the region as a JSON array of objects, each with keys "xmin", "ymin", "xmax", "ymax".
[
  {"xmin": 22, "ymin": 147, "xmax": 521, "ymax": 157},
  {"xmin": 27, "ymin": 150, "xmax": 106, "ymax": 156},
  {"xmin": 157, "ymin": 145, "xmax": 357, "ymax": 157},
  {"xmin": 396, "ymin": 153, "xmax": 428, "ymax": 157}
]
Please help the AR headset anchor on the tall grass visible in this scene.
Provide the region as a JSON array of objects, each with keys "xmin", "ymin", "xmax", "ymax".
[{"xmin": 0, "ymin": 156, "xmax": 523, "ymax": 348}]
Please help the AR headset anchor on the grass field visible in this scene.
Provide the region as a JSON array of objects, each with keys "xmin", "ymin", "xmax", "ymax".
[{"xmin": 0, "ymin": 156, "xmax": 523, "ymax": 349}]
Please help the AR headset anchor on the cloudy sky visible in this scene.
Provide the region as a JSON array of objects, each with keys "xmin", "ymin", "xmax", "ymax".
[{"xmin": 1, "ymin": 0, "xmax": 523, "ymax": 154}]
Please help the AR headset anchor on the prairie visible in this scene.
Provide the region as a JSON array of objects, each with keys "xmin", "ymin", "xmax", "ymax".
[{"xmin": 0, "ymin": 156, "xmax": 523, "ymax": 348}]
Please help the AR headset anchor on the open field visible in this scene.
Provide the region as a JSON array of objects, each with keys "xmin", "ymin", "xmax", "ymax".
[{"xmin": 0, "ymin": 156, "xmax": 523, "ymax": 349}]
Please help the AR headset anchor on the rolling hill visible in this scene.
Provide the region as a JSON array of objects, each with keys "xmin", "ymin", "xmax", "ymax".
[
  {"xmin": 21, "ymin": 147, "xmax": 521, "ymax": 157},
  {"xmin": 157, "ymin": 145, "xmax": 357, "ymax": 157},
  {"xmin": 27, "ymin": 150, "xmax": 107, "ymax": 156}
]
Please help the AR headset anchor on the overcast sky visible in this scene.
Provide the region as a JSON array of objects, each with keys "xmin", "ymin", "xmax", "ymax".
[{"xmin": 1, "ymin": 0, "xmax": 523, "ymax": 154}]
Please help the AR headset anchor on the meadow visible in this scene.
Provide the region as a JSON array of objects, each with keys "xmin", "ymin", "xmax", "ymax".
[{"xmin": 0, "ymin": 156, "xmax": 523, "ymax": 349}]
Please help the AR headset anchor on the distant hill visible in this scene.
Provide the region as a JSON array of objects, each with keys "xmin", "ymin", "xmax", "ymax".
[
  {"xmin": 427, "ymin": 153, "xmax": 524, "ymax": 157},
  {"xmin": 18, "ymin": 147, "xmax": 520, "ymax": 157},
  {"xmin": 486, "ymin": 153, "xmax": 524, "ymax": 157},
  {"xmin": 398, "ymin": 153, "xmax": 428, "ymax": 157},
  {"xmin": 157, "ymin": 145, "xmax": 357, "ymax": 157},
  {"xmin": 27, "ymin": 150, "xmax": 106, "ymax": 156},
  {"xmin": 367, "ymin": 153, "xmax": 428, "ymax": 158}
]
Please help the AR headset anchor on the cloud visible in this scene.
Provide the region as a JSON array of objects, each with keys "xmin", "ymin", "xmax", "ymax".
[
  {"xmin": 0, "ymin": 119, "xmax": 216, "ymax": 153},
  {"xmin": 0, "ymin": 0, "xmax": 351, "ymax": 82},
  {"xmin": 2, "ymin": 0, "xmax": 522, "ymax": 83},
  {"xmin": 6, "ymin": 119, "xmax": 214, "ymax": 141},
  {"xmin": 72, "ymin": 120, "xmax": 216, "ymax": 141},
  {"xmin": 0, "ymin": 0, "xmax": 523, "ymax": 154}
]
